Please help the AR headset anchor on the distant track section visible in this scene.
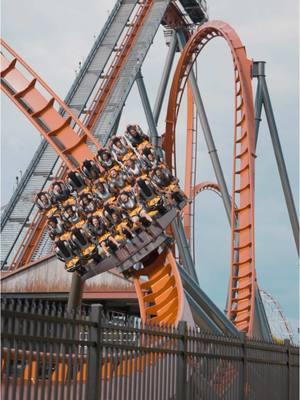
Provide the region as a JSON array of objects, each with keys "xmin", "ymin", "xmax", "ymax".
[{"xmin": 0, "ymin": 0, "xmax": 138, "ymax": 268}]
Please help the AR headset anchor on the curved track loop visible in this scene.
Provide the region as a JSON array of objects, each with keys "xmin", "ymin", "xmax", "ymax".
[
  {"xmin": 133, "ymin": 249, "xmax": 184, "ymax": 325},
  {"xmin": 1, "ymin": 40, "xmax": 184, "ymax": 327},
  {"xmin": 193, "ymin": 181, "xmax": 221, "ymax": 198},
  {"xmin": 164, "ymin": 21, "xmax": 256, "ymax": 335},
  {"xmin": 0, "ymin": 39, "xmax": 100, "ymax": 170}
]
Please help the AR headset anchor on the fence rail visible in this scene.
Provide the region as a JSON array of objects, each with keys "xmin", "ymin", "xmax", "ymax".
[{"xmin": 1, "ymin": 300, "xmax": 299, "ymax": 400}]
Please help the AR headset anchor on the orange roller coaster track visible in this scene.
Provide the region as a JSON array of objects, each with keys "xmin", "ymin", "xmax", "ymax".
[
  {"xmin": 164, "ymin": 20, "xmax": 256, "ymax": 335},
  {"xmin": 0, "ymin": 40, "xmax": 101, "ymax": 170}
]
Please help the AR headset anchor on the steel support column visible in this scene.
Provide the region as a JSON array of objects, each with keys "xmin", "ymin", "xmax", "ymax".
[
  {"xmin": 254, "ymin": 71, "xmax": 264, "ymax": 148},
  {"xmin": 152, "ymin": 31, "xmax": 178, "ymax": 125},
  {"xmin": 67, "ymin": 274, "xmax": 84, "ymax": 313},
  {"xmin": 171, "ymin": 218, "xmax": 199, "ymax": 283},
  {"xmin": 108, "ymin": 109, "xmax": 123, "ymax": 143},
  {"xmin": 136, "ymin": 69, "xmax": 160, "ymax": 147},
  {"xmin": 253, "ymin": 61, "xmax": 299, "ymax": 254},
  {"xmin": 177, "ymin": 31, "xmax": 232, "ymax": 224},
  {"xmin": 179, "ymin": 265, "xmax": 240, "ymax": 337},
  {"xmin": 254, "ymin": 285, "xmax": 273, "ymax": 341}
]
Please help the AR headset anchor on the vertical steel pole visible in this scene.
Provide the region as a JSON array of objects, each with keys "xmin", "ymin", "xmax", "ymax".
[
  {"xmin": 284, "ymin": 339, "xmax": 291, "ymax": 400},
  {"xmin": 136, "ymin": 69, "xmax": 160, "ymax": 147},
  {"xmin": 241, "ymin": 332, "xmax": 247, "ymax": 400},
  {"xmin": 253, "ymin": 65, "xmax": 264, "ymax": 148},
  {"xmin": 86, "ymin": 304, "xmax": 103, "ymax": 400},
  {"xmin": 253, "ymin": 61, "xmax": 299, "ymax": 254},
  {"xmin": 177, "ymin": 31, "xmax": 232, "ymax": 224},
  {"xmin": 152, "ymin": 31, "xmax": 178, "ymax": 124},
  {"xmin": 176, "ymin": 321, "xmax": 187, "ymax": 400},
  {"xmin": 67, "ymin": 274, "xmax": 84, "ymax": 313}
]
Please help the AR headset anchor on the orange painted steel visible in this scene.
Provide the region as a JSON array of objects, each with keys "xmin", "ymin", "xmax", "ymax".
[
  {"xmin": 0, "ymin": 39, "xmax": 101, "ymax": 171},
  {"xmin": 193, "ymin": 181, "xmax": 221, "ymax": 198},
  {"xmin": 183, "ymin": 181, "xmax": 221, "ymax": 252},
  {"xmin": 11, "ymin": 214, "xmax": 49, "ymax": 268},
  {"xmin": 133, "ymin": 249, "xmax": 184, "ymax": 325},
  {"xmin": 1, "ymin": 40, "xmax": 184, "ymax": 327},
  {"xmin": 183, "ymin": 83, "xmax": 195, "ymax": 244},
  {"xmin": 164, "ymin": 21, "xmax": 256, "ymax": 335}
]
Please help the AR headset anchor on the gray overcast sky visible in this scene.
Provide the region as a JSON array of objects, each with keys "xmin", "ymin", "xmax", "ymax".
[{"xmin": 1, "ymin": 1, "xmax": 299, "ymax": 336}]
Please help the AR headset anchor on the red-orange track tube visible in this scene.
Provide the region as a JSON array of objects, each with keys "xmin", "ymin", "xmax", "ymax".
[{"xmin": 164, "ymin": 21, "xmax": 256, "ymax": 336}]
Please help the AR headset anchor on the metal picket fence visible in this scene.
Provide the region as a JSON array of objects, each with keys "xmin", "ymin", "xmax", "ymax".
[{"xmin": 1, "ymin": 299, "xmax": 299, "ymax": 400}]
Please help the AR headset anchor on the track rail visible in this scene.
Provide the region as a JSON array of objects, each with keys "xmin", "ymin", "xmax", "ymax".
[
  {"xmin": 164, "ymin": 21, "xmax": 256, "ymax": 335},
  {"xmin": 0, "ymin": 40, "xmax": 100, "ymax": 170},
  {"xmin": 133, "ymin": 250, "xmax": 184, "ymax": 325}
]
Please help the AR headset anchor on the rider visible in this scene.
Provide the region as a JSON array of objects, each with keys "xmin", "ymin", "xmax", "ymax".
[
  {"xmin": 62, "ymin": 204, "xmax": 81, "ymax": 226},
  {"xmin": 47, "ymin": 216, "xmax": 66, "ymax": 241},
  {"xmin": 110, "ymin": 136, "xmax": 131, "ymax": 161},
  {"xmin": 55, "ymin": 239, "xmax": 76, "ymax": 263},
  {"xmin": 141, "ymin": 146, "xmax": 162, "ymax": 169},
  {"xmin": 78, "ymin": 192, "xmax": 101, "ymax": 216},
  {"xmin": 36, "ymin": 191, "xmax": 54, "ymax": 212},
  {"xmin": 117, "ymin": 191, "xmax": 153, "ymax": 228},
  {"xmin": 108, "ymin": 168, "xmax": 131, "ymax": 194},
  {"xmin": 124, "ymin": 157, "xmax": 145, "ymax": 178},
  {"xmin": 92, "ymin": 180, "xmax": 113, "ymax": 204},
  {"xmin": 81, "ymin": 159, "xmax": 101, "ymax": 181},
  {"xmin": 85, "ymin": 215, "xmax": 112, "ymax": 257},
  {"xmin": 135, "ymin": 177, "xmax": 168, "ymax": 216},
  {"xmin": 151, "ymin": 166, "xmax": 187, "ymax": 206},
  {"xmin": 50, "ymin": 181, "xmax": 70, "ymax": 204},
  {"xmin": 66, "ymin": 170, "xmax": 87, "ymax": 194},
  {"xmin": 96, "ymin": 149, "xmax": 117, "ymax": 171},
  {"xmin": 124, "ymin": 124, "xmax": 149, "ymax": 150},
  {"xmin": 110, "ymin": 210, "xmax": 135, "ymax": 242}
]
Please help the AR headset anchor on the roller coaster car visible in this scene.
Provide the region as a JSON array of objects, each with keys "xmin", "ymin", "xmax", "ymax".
[{"xmin": 82, "ymin": 207, "xmax": 177, "ymax": 280}]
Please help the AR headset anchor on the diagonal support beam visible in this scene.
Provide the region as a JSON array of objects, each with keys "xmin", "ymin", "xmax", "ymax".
[
  {"xmin": 136, "ymin": 31, "xmax": 177, "ymax": 148},
  {"xmin": 172, "ymin": 217, "xmax": 199, "ymax": 283},
  {"xmin": 253, "ymin": 61, "xmax": 299, "ymax": 255},
  {"xmin": 179, "ymin": 265, "xmax": 241, "ymax": 337},
  {"xmin": 136, "ymin": 69, "xmax": 160, "ymax": 147},
  {"xmin": 153, "ymin": 30, "xmax": 178, "ymax": 125}
]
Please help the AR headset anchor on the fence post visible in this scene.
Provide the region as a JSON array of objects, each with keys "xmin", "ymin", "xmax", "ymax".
[
  {"xmin": 284, "ymin": 339, "xmax": 291, "ymax": 400},
  {"xmin": 176, "ymin": 320, "xmax": 187, "ymax": 400},
  {"xmin": 241, "ymin": 332, "xmax": 248, "ymax": 400},
  {"xmin": 86, "ymin": 304, "xmax": 103, "ymax": 400}
]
